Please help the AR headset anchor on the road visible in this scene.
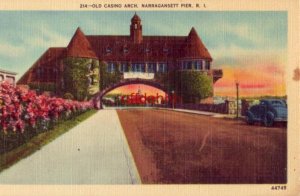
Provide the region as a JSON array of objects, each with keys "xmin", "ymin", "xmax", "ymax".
[
  {"xmin": 0, "ymin": 110, "xmax": 140, "ymax": 184},
  {"xmin": 117, "ymin": 109, "xmax": 287, "ymax": 184}
]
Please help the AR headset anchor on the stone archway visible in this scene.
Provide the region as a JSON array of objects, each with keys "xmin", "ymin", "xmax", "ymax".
[{"xmin": 93, "ymin": 78, "xmax": 169, "ymax": 109}]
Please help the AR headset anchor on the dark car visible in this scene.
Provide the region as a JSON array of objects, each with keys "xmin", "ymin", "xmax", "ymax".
[{"xmin": 245, "ymin": 99, "xmax": 287, "ymax": 127}]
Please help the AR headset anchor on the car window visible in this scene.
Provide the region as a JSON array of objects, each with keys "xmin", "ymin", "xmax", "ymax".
[
  {"xmin": 271, "ymin": 100, "xmax": 285, "ymax": 107},
  {"xmin": 260, "ymin": 101, "xmax": 266, "ymax": 106}
]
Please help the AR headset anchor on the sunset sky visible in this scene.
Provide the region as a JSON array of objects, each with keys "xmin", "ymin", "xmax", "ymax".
[{"xmin": 0, "ymin": 11, "xmax": 287, "ymax": 97}]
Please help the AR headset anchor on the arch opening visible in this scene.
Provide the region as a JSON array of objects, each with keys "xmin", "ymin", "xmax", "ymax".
[
  {"xmin": 102, "ymin": 84, "xmax": 169, "ymax": 108},
  {"xmin": 93, "ymin": 79, "xmax": 174, "ymax": 109}
]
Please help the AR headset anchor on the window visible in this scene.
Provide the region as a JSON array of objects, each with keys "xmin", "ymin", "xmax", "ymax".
[
  {"xmin": 260, "ymin": 101, "xmax": 267, "ymax": 106},
  {"xmin": 132, "ymin": 63, "xmax": 137, "ymax": 72},
  {"xmin": 123, "ymin": 47, "xmax": 129, "ymax": 54},
  {"xmin": 107, "ymin": 62, "xmax": 115, "ymax": 73},
  {"xmin": 145, "ymin": 48, "xmax": 150, "ymax": 53},
  {"xmin": 120, "ymin": 63, "xmax": 128, "ymax": 72},
  {"xmin": 132, "ymin": 63, "xmax": 145, "ymax": 72},
  {"xmin": 187, "ymin": 61, "xmax": 193, "ymax": 70},
  {"xmin": 6, "ymin": 76, "xmax": 15, "ymax": 85},
  {"xmin": 182, "ymin": 61, "xmax": 193, "ymax": 70},
  {"xmin": 106, "ymin": 47, "xmax": 112, "ymax": 54},
  {"xmin": 147, "ymin": 63, "xmax": 156, "ymax": 73},
  {"xmin": 195, "ymin": 60, "xmax": 203, "ymax": 70},
  {"xmin": 141, "ymin": 63, "xmax": 146, "ymax": 72},
  {"xmin": 271, "ymin": 101, "xmax": 285, "ymax": 107},
  {"xmin": 134, "ymin": 24, "xmax": 137, "ymax": 29},
  {"xmin": 205, "ymin": 61, "xmax": 210, "ymax": 70},
  {"xmin": 158, "ymin": 63, "xmax": 167, "ymax": 73}
]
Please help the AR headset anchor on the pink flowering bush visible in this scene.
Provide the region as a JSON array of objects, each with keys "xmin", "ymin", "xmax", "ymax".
[{"xmin": 0, "ymin": 82, "xmax": 94, "ymax": 152}]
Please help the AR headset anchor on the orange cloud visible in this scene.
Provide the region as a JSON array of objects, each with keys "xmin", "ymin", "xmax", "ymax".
[{"xmin": 214, "ymin": 63, "xmax": 286, "ymax": 97}]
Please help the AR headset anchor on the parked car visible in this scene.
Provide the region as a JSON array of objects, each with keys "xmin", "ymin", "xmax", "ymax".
[{"xmin": 245, "ymin": 99, "xmax": 287, "ymax": 127}]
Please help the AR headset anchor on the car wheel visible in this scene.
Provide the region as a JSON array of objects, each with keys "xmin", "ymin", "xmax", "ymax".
[{"xmin": 264, "ymin": 112, "xmax": 274, "ymax": 127}]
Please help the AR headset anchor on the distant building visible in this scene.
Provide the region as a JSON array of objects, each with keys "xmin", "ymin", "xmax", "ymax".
[{"xmin": 0, "ymin": 69, "xmax": 17, "ymax": 86}]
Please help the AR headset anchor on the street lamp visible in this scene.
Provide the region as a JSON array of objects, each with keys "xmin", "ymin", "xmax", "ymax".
[
  {"xmin": 236, "ymin": 81, "xmax": 239, "ymax": 119},
  {"xmin": 171, "ymin": 90, "xmax": 175, "ymax": 109}
]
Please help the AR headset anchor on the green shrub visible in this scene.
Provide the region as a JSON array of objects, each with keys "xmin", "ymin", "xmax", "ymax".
[
  {"xmin": 99, "ymin": 61, "xmax": 122, "ymax": 90},
  {"xmin": 63, "ymin": 92, "xmax": 74, "ymax": 100},
  {"xmin": 63, "ymin": 58, "xmax": 99, "ymax": 101},
  {"xmin": 175, "ymin": 71, "xmax": 213, "ymax": 103}
]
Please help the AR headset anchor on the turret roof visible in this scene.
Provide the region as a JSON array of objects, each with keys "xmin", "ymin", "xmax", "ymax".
[
  {"xmin": 182, "ymin": 27, "xmax": 212, "ymax": 60},
  {"xmin": 66, "ymin": 27, "xmax": 97, "ymax": 59}
]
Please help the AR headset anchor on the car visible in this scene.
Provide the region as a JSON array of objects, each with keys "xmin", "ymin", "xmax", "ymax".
[{"xmin": 245, "ymin": 99, "xmax": 287, "ymax": 127}]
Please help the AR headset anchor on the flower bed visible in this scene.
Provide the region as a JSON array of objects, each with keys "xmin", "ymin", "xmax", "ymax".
[{"xmin": 0, "ymin": 82, "xmax": 94, "ymax": 153}]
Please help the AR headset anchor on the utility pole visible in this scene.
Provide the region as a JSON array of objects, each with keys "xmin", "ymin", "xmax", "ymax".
[{"xmin": 236, "ymin": 82, "xmax": 239, "ymax": 119}]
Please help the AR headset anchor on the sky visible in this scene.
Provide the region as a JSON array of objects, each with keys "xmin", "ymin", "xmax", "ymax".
[{"xmin": 0, "ymin": 11, "xmax": 287, "ymax": 97}]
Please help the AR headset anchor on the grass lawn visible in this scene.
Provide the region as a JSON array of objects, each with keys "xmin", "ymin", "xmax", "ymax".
[{"xmin": 0, "ymin": 109, "xmax": 97, "ymax": 173}]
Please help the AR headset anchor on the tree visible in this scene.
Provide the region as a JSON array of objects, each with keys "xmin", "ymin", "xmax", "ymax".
[
  {"xmin": 63, "ymin": 58, "xmax": 90, "ymax": 101},
  {"xmin": 176, "ymin": 71, "xmax": 213, "ymax": 103}
]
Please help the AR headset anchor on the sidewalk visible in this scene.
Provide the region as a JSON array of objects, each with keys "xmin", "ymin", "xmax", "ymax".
[
  {"xmin": 108, "ymin": 106, "xmax": 241, "ymax": 119},
  {"xmin": 158, "ymin": 108, "xmax": 244, "ymax": 119},
  {"xmin": 0, "ymin": 110, "xmax": 141, "ymax": 184}
]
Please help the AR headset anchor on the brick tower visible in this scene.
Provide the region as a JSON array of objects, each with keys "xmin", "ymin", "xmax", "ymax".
[{"xmin": 130, "ymin": 12, "xmax": 143, "ymax": 44}]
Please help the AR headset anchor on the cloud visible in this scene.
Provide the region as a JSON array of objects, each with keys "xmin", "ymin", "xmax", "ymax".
[
  {"xmin": 0, "ymin": 42, "xmax": 26, "ymax": 58},
  {"xmin": 211, "ymin": 44, "xmax": 286, "ymax": 62},
  {"xmin": 23, "ymin": 25, "xmax": 70, "ymax": 49},
  {"xmin": 223, "ymin": 23, "xmax": 265, "ymax": 46}
]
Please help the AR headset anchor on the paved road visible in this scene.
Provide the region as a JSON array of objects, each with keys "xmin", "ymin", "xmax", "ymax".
[
  {"xmin": 117, "ymin": 109, "xmax": 287, "ymax": 183},
  {"xmin": 0, "ymin": 110, "xmax": 140, "ymax": 184}
]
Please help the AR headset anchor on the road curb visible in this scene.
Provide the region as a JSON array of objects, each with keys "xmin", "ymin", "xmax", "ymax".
[
  {"xmin": 156, "ymin": 107, "xmax": 247, "ymax": 121},
  {"xmin": 114, "ymin": 110, "xmax": 142, "ymax": 184}
]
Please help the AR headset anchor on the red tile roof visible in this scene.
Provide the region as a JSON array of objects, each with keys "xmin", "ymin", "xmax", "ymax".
[
  {"xmin": 66, "ymin": 27, "xmax": 98, "ymax": 59},
  {"xmin": 17, "ymin": 47, "xmax": 66, "ymax": 84},
  {"xmin": 182, "ymin": 27, "xmax": 212, "ymax": 60},
  {"xmin": 86, "ymin": 35, "xmax": 187, "ymax": 63},
  {"xmin": 83, "ymin": 27, "xmax": 212, "ymax": 62}
]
